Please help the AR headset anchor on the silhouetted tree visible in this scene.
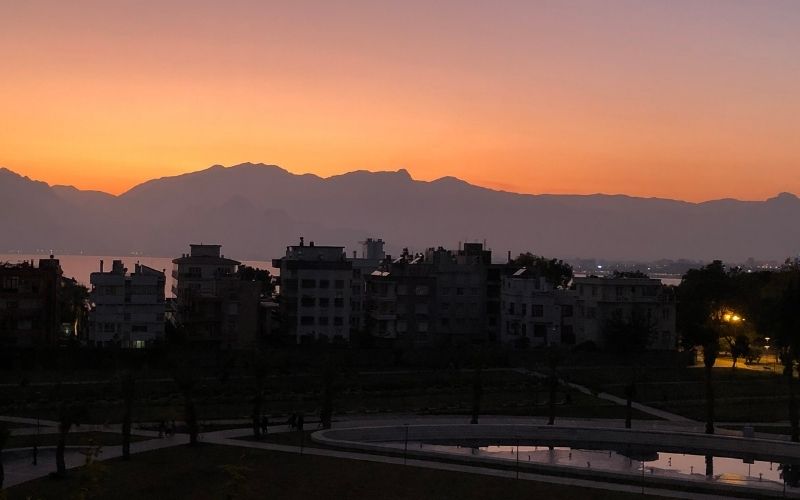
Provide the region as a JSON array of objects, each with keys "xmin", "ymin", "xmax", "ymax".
[
  {"xmin": 170, "ymin": 351, "xmax": 200, "ymax": 446},
  {"xmin": 319, "ymin": 354, "xmax": 346, "ymax": 430},
  {"xmin": 678, "ymin": 261, "xmax": 734, "ymax": 435},
  {"xmin": 120, "ymin": 371, "xmax": 135, "ymax": 460},
  {"xmin": 59, "ymin": 277, "xmax": 90, "ymax": 343},
  {"xmin": 251, "ymin": 354, "xmax": 268, "ymax": 439},
  {"xmin": 764, "ymin": 270, "xmax": 800, "ymax": 442},
  {"xmin": 56, "ymin": 403, "xmax": 89, "ymax": 475},
  {"xmin": 545, "ymin": 347, "xmax": 565, "ymax": 426},
  {"xmin": 237, "ymin": 265, "xmax": 275, "ymax": 296},
  {"xmin": 604, "ymin": 307, "xmax": 653, "ymax": 428},
  {"xmin": 471, "ymin": 365, "xmax": 483, "ymax": 425},
  {"xmin": 780, "ymin": 463, "xmax": 800, "ymax": 487},
  {"xmin": 510, "ymin": 253, "xmax": 573, "ymax": 288}
]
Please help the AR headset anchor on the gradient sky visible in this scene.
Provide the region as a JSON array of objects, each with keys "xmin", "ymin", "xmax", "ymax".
[{"xmin": 1, "ymin": 0, "xmax": 799, "ymax": 201}]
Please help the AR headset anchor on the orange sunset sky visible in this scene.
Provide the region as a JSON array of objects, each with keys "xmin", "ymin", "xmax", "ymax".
[{"xmin": 1, "ymin": 1, "xmax": 798, "ymax": 201}]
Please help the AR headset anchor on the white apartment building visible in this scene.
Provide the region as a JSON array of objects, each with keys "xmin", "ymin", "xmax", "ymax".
[{"xmin": 88, "ymin": 260, "xmax": 166, "ymax": 347}]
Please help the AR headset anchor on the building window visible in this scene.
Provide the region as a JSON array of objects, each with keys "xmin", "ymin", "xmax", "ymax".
[
  {"xmin": 319, "ymin": 316, "xmax": 329, "ymax": 326},
  {"xmin": 334, "ymin": 298, "xmax": 344, "ymax": 308},
  {"xmin": 531, "ymin": 304, "xmax": 544, "ymax": 317},
  {"xmin": 334, "ymin": 280, "xmax": 345, "ymax": 289},
  {"xmin": 333, "ymin": 316, "xmax": 344, "ymax": 326},
  {"xmin": 300, "ymin": 316, "xmax": 315, "ymax": 325},
  {"xmin": 415, "ymin": 285, "xmax": 429, "ymax": 296},
  {"xmin": 301, "ymin": 279, "xmax": 316, "ymax": 289},
  {"xmin": 561, "ymin": 305, "xmax": 574, "ymax": 317},
  {"xmin": 534, "ymin": 324, "xmax": 547, "ymax": 337},
  {"xmin": 319, "ymin": 297, "xmax": 330, "ymax": 307},
  {"xmin": 319, "ymin": 279, "xmax": 330, "ymax": 289},
  {"xmin": 301, "ymin": 296, "xmax": 315, "ymax": 307}
]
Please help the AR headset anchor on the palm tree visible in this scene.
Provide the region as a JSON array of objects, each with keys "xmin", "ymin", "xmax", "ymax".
[{"xmin": 603, "ymin": 307, "xmax": 653, "ymax": 429}]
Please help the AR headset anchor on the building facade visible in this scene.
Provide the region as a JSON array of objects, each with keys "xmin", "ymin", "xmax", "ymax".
[
  {"xmin": 500, "ymin": 268, "xmax": 576, "ymax": 347},
  {"xmin": 273, "ymin": 239, "xmax": 354, "ymax": 343},
  {"xmin": 0, "ymin": 257, "xmax": 64, "ymax": 347},
  {"xmin": 365, "ymin": 242, "xmax": 497, "ymax": 346},
  {"xmin": 172, "ymin": 244, "xmax": 261, "ymax": 348},
  {"xmin": 88, "ymin": 260, "xmax": 166, "ymax": 348},
  {"xmin": 572, "ymin": 276, "xmax": 677, "ymax": 350}
]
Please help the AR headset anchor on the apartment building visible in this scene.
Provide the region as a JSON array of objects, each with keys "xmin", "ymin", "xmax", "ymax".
[{"xmin": 88, "ymin": 260, "xmax": 166, "ymax": 348}]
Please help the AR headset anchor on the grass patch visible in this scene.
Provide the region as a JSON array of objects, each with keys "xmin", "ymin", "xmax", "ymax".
[
  {"xmin": 2, "ymin": 369, "xmax": 640, "ymax": 424},
  {"xmin": 561, "ymin": 364, "xmax": 790, "ymax": 422},
  {"xmin": 4, "ymin": 431, "xmax": 149, "ymax": 449}
]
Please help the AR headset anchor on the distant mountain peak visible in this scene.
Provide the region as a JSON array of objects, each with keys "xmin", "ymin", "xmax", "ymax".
[
  {"xmin": 431, "ymin": 175, "xmax": 470, "ymax": 187},
  {"xmin": 771, "ymin": 192, "xmax": 799, "ymax": 201}
]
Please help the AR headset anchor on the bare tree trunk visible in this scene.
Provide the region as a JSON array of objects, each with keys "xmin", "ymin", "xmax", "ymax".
[
  {"xmin": 185, "ymin": 395, "xmax": 199, "ymax": 446},
  {"xmin": 705, "ymin": 454, "xmax": 714, "ymax": 477},
  {"xmin": 252, "ymin": 383, "xmax": 263, "ymax": 439},
  {"xmin": 121, "ymin": 375, "xmax": 134, "ymax": 460},
  {"xmin": 471, "ymin": 366, "xmax": 482, "ymax": 425},
  {"xmin": 548, "ymin": 370, "xmax": 557, "ymax": 426},
  {"xmin": 704, "ymin": 361, "xmax": 715, "ymax": 435},
  {"xmin": 321, "ymin": 375, "xmax": 334, "ymax": 430},
  {"xmin": 625, "ymin": 384, "xmax": 634, "ymax": 429},
  {"xmin": 787, "ymin": 358, "xmax": 799, "ymax": 443},
  {"xmin": 56, "ymin": 424, "xmax": 69, "ymax": 475},
  {"xmin": 0, "ymin": 424, "xmax": 7, "ymax": 489}
]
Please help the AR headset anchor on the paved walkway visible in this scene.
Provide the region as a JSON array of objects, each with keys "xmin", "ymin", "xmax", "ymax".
[
  {"xmin": 1, "ymin": 413, "xmax": 791, "ymax": 497},
  {"xmin": 202, "ymin": 425, "xmax": 732, "ymax": 500}
]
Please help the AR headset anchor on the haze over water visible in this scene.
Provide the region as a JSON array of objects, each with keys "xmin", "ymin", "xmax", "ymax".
[{"xmin": 0, "ymin": 254, "xmax": 276, "ymax": 296}]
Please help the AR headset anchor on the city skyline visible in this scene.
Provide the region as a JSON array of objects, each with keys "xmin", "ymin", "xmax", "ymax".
[{"xmin": 2, "ymin": 1, "xmax": 799, "ymax": 201}]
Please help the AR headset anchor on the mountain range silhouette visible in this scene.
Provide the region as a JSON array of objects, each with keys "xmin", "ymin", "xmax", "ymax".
[{"xmin": 1, "ymin": 163, "xmax": 798, "ymax": 262}]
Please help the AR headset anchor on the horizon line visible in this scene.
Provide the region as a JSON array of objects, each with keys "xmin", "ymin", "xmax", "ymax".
[{"xmin": 1, "ymin": 162, "xmax": 797, "ymax": 205}]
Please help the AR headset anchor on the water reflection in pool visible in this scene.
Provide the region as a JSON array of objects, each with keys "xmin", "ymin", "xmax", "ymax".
[{"xmin": 395, "ymin": 441, "xmax": 799, "ymax": 491}]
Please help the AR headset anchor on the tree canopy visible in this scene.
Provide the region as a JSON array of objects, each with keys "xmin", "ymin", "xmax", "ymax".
[
  {"xmin": 510, "ymin": 252, "xmax": 573, "ymax": 288},
  {"xmin": 237, "ymin": 265, "xmax": 275, "ymax": 296}
]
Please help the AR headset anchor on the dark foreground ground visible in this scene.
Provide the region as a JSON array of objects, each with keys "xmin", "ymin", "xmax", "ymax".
[{"xmin": 7, "ymin": 443, "xmax": 665, "ymax": 500}]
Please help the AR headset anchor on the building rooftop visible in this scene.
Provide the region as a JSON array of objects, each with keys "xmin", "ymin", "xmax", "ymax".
[{"xmin": 172, "ymin": 255, "xmax": 241, "ymax": 266}]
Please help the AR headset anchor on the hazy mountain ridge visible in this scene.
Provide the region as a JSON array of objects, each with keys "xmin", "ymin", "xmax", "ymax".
[{"xmin": 1, "ymin": 164, "xmax": 798, "ymax": 262}]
